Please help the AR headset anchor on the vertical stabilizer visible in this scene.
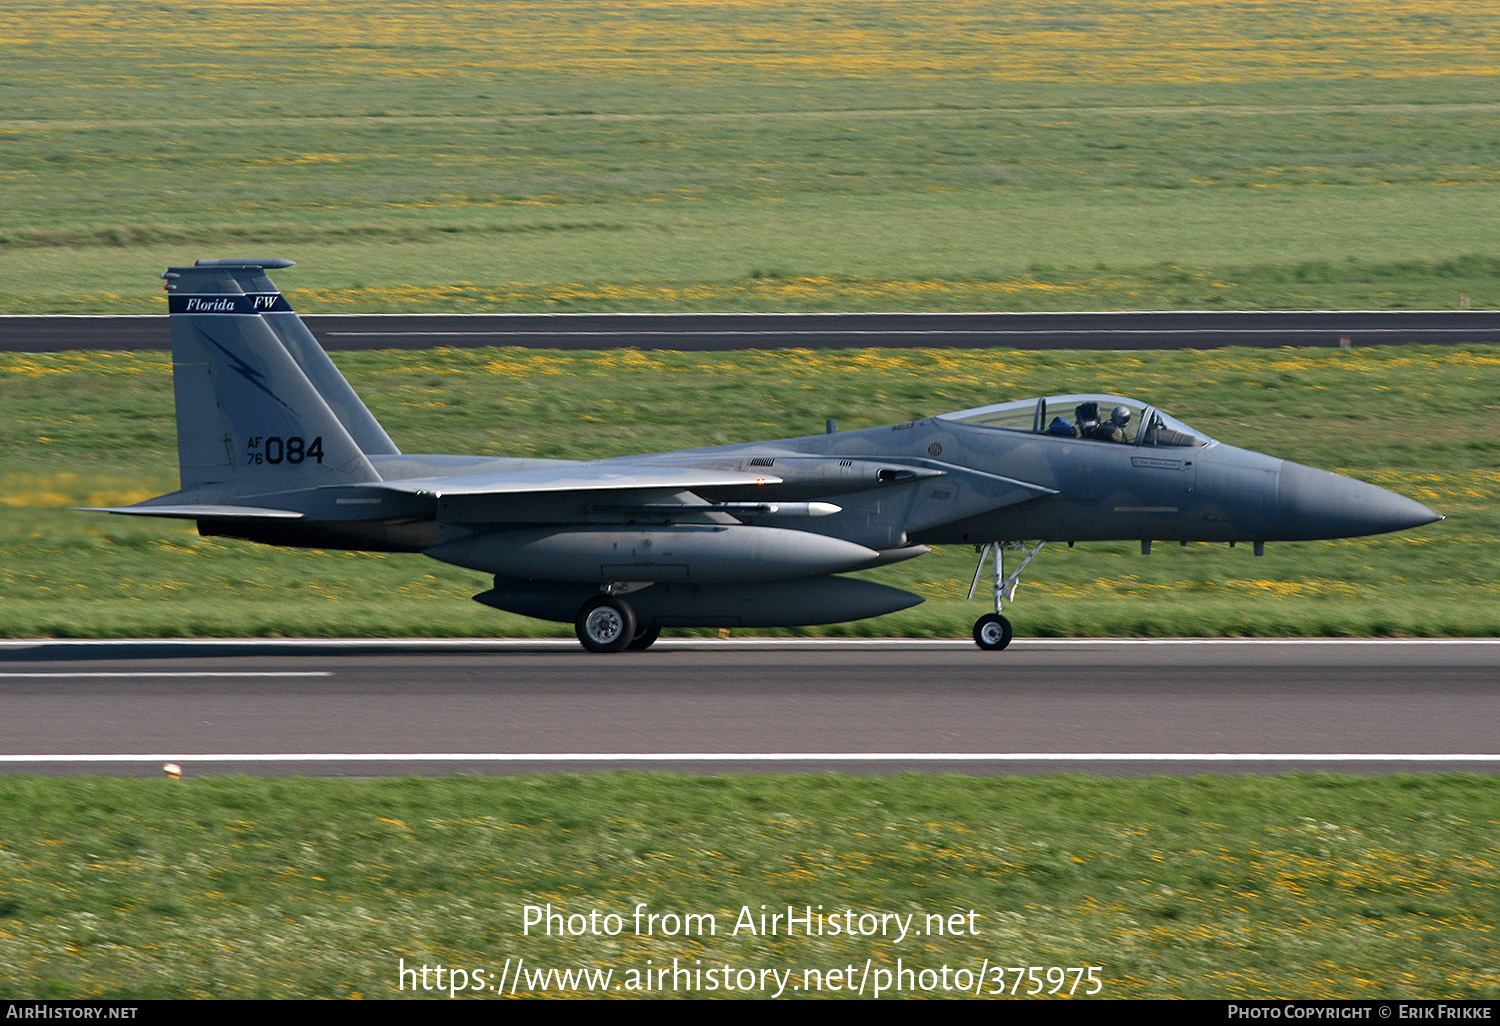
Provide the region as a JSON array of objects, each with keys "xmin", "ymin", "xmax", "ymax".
[
  {"xmin": 218, "ymin": 262, "xmax": 400, "ymax": 455},
  {"xmin": 162, "ymin": 259, "xmax": 386, "ymax": 492}
]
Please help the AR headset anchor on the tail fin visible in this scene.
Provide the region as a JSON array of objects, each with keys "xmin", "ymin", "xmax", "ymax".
[{"xmin": 161, "ymin": 259, "xmax": 397, "ymax": 493}]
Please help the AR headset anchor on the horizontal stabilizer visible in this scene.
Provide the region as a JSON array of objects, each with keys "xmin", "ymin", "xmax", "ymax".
[
  {"xmin": 81, "ymin": 504, "xmax": 305, "ymax": 519},
  {"xmin": 358, "ymin": 464, "xmax": 783, "ymax": 499}
]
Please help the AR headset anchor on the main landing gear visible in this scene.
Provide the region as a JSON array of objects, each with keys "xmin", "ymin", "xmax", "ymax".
[
  {"xmin": 628, "ymin": 626, "xmax": 662, "ymax": 651},
  {"xmin": 574, "ymin": 594, "xmax": 660, "ymax": 652},
  {"xmin": 968, "ymin": 541, "xmax": 1044, "ymax": 651},
  {"xmin": 575, "ymin": 595, "xmax": 634, "ymax": 652}
]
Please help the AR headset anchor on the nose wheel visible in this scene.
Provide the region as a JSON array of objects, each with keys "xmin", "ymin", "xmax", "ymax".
[
  {"xmin": 968, "ymin": 541, "xmax": 1043, "ymax": 651},
  {"xmin": 973, "ymin": 613, "xmax": 1013, "ymax": 651}
]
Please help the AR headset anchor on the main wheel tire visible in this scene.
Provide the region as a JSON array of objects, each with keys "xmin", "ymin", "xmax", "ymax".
[
  {"xmin": 626, "ymin": 625, "xmax": 662, "ymax": 651},
  {"xmin": 973, "ymin": 613, "xmax": 1013, "ymax": 651},
  {"xmin": 575, "ymin": 596, "xmax": 636, "ymax": 653}
]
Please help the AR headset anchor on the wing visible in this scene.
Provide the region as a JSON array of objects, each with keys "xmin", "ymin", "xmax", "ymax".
[
  {"xmin": 359, "ymin": 463, "xmax": 782, "ymax": 498},
  {"xmin": 81, "ymin": 464, "xmax": 784, "ymax": 524}
]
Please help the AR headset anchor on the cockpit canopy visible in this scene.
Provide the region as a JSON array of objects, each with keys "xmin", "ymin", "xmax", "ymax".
[{"xmin": 937, "ymin": 394, "xmax": 1213, "ymax": 448}]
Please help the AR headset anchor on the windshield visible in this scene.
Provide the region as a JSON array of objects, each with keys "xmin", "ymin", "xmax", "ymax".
[{"xmin": 939, "ymin": 394, "xmax": 1213, "ymax": 448}]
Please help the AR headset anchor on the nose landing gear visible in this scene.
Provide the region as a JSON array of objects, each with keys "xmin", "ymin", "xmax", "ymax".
[
  {"xmin": 973, "ymin": 613, "xmax": 1013, "ymax": 651},
  {"xmin": 968, "ymin": 541, "xmax": 1044, "ymax": 651}
]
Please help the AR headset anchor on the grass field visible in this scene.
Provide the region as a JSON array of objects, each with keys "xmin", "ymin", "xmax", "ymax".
[
  {"xmin": 4, "ymin": 4, "xmax": 1497, "ymax": 1003},
  {"xmin": 2, "ymin": 774, "xmax": 1497, "ymax": 1000},
  {"xmin": 2, "ymin": 1, "xmax": 1499, "ymax": 311},
  {"xmin": 2, "ymin": 344, "xmax": 1492, "ymax": 639}
]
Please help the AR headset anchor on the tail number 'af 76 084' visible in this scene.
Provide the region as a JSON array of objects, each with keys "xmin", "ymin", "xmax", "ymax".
[{"xmin": 246, "ymin": 435, "xmax": 323, "ymax": 465}]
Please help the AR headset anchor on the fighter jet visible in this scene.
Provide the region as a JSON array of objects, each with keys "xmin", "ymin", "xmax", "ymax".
[{"xmin": 89, "ymin": 259, "xmax": 1442, "ymax": 651}]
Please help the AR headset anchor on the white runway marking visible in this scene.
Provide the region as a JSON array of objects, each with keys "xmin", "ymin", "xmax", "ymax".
[
  {"xmin": 0, "ymin": 671, "xmax": 332, "ymax": 678},
  {"xmin": 3, "ymin": 753, "xmax": 1497, "ymax": 765},
  {"xmin": 3, "ymin": 637, "xmax": 1497, "ymax": 652},
  {"xmin": 326, "ymin": 327, "xmax": 1500, "ymax": 339}
]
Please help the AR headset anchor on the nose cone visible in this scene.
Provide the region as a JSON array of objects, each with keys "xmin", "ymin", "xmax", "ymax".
[{"xmin": 1277, "ymin": 461, "xmax": 1443, "ymax": 540}]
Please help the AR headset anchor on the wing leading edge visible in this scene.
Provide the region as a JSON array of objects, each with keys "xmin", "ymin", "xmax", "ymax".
[{"xmin": 359, "ymin": 463, "xmax": 783, "ymax": 498}]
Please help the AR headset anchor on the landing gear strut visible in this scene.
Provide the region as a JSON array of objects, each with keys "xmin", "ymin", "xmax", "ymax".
[
  {"xmin": 968, "ymin": 541, "xmax": 1044, "ymax": 651},
  {"xmin": 575, "ymin": 595, "xmax": 636, "ymax": 653}
]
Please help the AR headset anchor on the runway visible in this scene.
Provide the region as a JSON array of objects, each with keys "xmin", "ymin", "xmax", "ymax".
[
  {"xmin": 2, "ymin": 638, "xmax": 1495, "ymax": 777},
  {"xmin": 6, "ymin": 309, "xmax": 1499, "ymax": 352}
]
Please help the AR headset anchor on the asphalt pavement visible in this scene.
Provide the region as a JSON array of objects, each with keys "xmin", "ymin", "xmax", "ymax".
[
  {"xmin": 3, "ymin": 638, "xmax": 1495, "ymax": 776},
  {"xmin": 5, "ymin": 309, "xmax": 1499, "ymax": 352}
]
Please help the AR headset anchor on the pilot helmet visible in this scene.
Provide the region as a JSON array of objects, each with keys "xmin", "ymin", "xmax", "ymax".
[{"xmin": 1110, "ymin": 405, "xmax": 1132, "ymax": 426}]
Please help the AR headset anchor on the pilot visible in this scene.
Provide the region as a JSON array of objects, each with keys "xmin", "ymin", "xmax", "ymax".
[
  {"xmin": 1074, "ymin": 401, "xmax": 1101, "ymax": 437},
  {"xmin": 1103, "ymin": 405, "xmax": 1132, "ymax": 443}
]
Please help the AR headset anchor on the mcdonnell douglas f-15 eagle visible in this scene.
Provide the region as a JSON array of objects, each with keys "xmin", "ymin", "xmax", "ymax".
[{"xmin": 89, "ymin": 259, "xmax": 1442, "ymax": 651}]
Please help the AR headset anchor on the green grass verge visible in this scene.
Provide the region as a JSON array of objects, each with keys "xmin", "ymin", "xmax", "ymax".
[
  {"xmin": 1, "ymin": 774, "xmax": 1497, "ymax": 999},
  {"xmin": 1, "ymin": 345, "xmax": 1493, "ymax": 639},
  {"xmin": 3, "ymin": 1, "xmax": 1500, "ymax": 312}
]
